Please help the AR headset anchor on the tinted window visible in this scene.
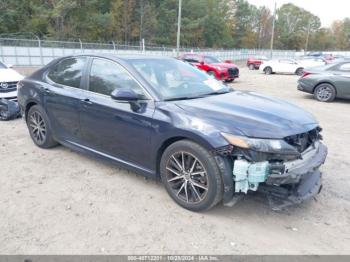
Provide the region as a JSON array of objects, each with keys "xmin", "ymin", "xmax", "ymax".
[
  {"xmin": 89, "ymin": 59, "xmax": 146, "ymax": 98},
  {"xmin": 338, "ymin": 63, "xmax": 350, "ymax": 71},
  {"xmin": 204, "ymin": 56, "xmax": 220, "ymax": 64},
  {"xmin": 183, "ymin": 54, "xmax": 200, "ymax": 63},
  {"xmin": 48, "ymin": 57, "xmax": 86, "ymax": 88}
]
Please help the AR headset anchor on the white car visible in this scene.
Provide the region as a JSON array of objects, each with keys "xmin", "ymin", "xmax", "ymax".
[
  {"xmin": 0, "ymin": 61, "xmax": 24, "ymax": 101},
  {"xmin": 260, "ymin": 59, "xmax": 305, "ymax": 76}
]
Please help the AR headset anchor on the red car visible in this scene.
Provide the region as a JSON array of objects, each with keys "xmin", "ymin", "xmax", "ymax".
[
  {"xmin": 246, "ymin": 56, "xmax": 268, "ymax": 70},
  {"xmin": 178, "ymin": 53, "xmax": 239, "ymax": 82}
]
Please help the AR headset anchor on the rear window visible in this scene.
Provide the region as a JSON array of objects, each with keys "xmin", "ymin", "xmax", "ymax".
[{"xmin": 47, "ymin": 57, "xmax": 86, "ymax": 88}]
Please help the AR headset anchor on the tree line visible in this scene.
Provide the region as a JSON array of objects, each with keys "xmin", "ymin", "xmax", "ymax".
[{"xmin": 1, "ymin": 0, "xmax": 350, "ymax": 51}]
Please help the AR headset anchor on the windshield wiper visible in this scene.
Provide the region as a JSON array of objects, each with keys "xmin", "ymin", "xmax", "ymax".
[
  {"xmin": 164, "ymin": 95, "xmax": 205, "ymax": 101},
  {"xmin": 204, "ymin": 89, "xmax": 231, "ymax": 96}
]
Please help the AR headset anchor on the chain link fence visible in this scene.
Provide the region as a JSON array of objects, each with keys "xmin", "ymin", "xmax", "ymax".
[{"xmin": 0, "ymin": 37, "xmax": 301, "ymax": 66}]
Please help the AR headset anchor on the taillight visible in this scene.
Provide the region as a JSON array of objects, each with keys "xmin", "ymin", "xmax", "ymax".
[{"xmin": 301, "ymin": 72, "xmax": 311, "ymax": 78}]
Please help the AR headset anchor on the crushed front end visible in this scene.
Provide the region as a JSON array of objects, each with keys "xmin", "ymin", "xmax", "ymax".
[{"xmin": 218, "ymin": 127, "xmax": 327, "ymax": 209}]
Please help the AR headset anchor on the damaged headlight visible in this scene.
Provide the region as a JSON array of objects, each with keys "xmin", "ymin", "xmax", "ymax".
[{"xmin": 221, "ymin": 132, "xmax": 299, "ymax": 155}]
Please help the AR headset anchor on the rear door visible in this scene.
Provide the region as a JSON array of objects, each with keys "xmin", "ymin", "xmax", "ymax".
[
  {"xmin": 44, "ymin": 57, "xmax": 87, "ymax": 142},
  {"xmin": 333, "ymin": 62, "xmax": 350, "ymax": 97},
  {"xmin": 79, "ymin": 57, "xmax": 155, "ymax": 170}
]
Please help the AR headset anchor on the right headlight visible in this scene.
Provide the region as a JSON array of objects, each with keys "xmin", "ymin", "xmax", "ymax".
[{"xmin": 221, "ymin": 132, "xmax": 299, "ymax": 155}]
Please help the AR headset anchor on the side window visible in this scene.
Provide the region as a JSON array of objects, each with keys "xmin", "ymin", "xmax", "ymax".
[
  {"xmin": 338, "ymin": 63, "xmax": 350, "ymax": 72},
  {"xmin": 89, "ymin": 59, "xmax": 147, "ymax": 98},
  {"xmin": 183, "ymin": 55, "xmax": 200, "ymax": 63},
  {"xmin": 48, "ymin": 57, "xmax": 86, "ymax": 88}
]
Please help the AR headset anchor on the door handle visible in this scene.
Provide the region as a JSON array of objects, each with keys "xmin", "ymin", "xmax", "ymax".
[
  {"xmin": 43, "ymin": 88, "xmax": 55, "ymax": 95},
  {"xmin": 81, "ymin": 98, "xmax": 93, "ymax": 105}
]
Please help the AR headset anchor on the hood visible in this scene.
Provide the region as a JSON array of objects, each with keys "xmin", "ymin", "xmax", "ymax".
[
  {"xmin": 175, "ymin": 91, "xmax": 318, "ymax": 139},
  {"xmin": 0, "ymin": 68, "xmax": 24, "ymax": 82},
  {"xmin": 210, "ymin": 62, "xmax": 237, "ymax": 69}
]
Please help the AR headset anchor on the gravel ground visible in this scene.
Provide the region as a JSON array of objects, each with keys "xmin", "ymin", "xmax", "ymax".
[{"xmin": 1, "ymin": 67, "xmax": 350, "ymax": 254}]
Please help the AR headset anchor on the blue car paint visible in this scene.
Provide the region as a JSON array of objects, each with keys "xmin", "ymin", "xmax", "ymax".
[{"xmin": 18, "ymin": 54, "xmax": 320, "ymax": 204}]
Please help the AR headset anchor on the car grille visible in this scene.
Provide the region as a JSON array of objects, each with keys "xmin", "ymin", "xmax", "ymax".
[
  {"xmin": 0, "ymin": 81, "xmax": 17, "ymax": 93},
  {"xmin": 284, "ymin": 127, "xmax": 321, "ymax": 153},
  {"xmin": 228, "ymin": 67, "xmax": 239, "ymax": 77}
]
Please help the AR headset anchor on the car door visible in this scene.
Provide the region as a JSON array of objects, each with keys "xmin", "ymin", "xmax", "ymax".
[
  {"xmin": 279, "ymin": 59, "xmax": 296, "ymax": 73},
  {"xmin": 333, "ymin": 62, "xmax": 350, "ymax": 98},
  {"xmin": 79, "ymin": 57, "xmax": 155, "ymax": 171},
  {"xmin": 44, "ymin": 56, "xmax": 88, "ymax": 141}
]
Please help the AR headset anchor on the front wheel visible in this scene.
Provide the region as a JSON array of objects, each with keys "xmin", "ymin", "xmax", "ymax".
[
  {"xmin": 160, "ymin": 140, "xmax": 223, "ymax": 212},
  {"xmin": 27, "ymin": 105, "xmax": 58, "ymax": 148}
]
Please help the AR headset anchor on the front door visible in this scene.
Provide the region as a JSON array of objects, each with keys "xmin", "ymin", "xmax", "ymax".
[{"xmin": 79, "ymin": 58, "xmax": 155, "ymax": 171}]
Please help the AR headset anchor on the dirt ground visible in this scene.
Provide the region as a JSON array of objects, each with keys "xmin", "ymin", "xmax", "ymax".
[{"xmin": 1, "ymin": 67, "xmax": 350, "ymax": 254}]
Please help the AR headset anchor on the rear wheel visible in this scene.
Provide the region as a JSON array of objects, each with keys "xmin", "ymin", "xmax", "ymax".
[
  {"xmin": 314, "ymin": 83, "xmax": 336, "ymax": 102},
  {"xmin": 248, "ymin": 64, "xmax": 255, "ymax": 70},
  {"xmin": 160, "ymin": 140, "xmax": 223, "ymax": 212},
  {"xmin": 264, "ymin": 67, "xmax": 272, "ymax": 75},
  {"xmin": 296, "ymin": 67, "xmax": 304, "ymax": 76},
  {"xmin": 27, "ymin": 105, "xmax": 58, "ymax": 148}
]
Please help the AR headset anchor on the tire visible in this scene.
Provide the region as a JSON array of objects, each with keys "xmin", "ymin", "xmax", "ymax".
[
  {"xmin": 296, "ymin": 67, "xmax": 304, "ymax": 76},
  {"xmin": 207, "ymin": 70, "xmax": 215, "ymax": 77},
  {"xmin": 26, "ymin": 105, "xmax": 58, "ymax": 148},
  {"xmin": 264, "ymin": 67, "xmax": 272, "ymax": 75},
  {"xmin": 248, "ymin": 64, "xmax": 255, "ymax": 70},
  {"xmin": 313, "ymin": 83, "xmax": 336, "ymax": 102},
  {"xmin": 225, "ymin": 79, "xmax": 234, "ymax": 83},
  {"xmin": 160, "ymin": 140, "xmax": 223, "ymax": 212}
]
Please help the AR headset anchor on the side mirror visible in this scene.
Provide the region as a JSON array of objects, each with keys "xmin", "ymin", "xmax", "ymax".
[
  {"xmin": 224, "ymin": 60, "xmax": 232, "ymax": 64},
  {"xmin": 200, "ymin": 61, "xmax": 204, "ymax": 65},
  {"xmin": 111, "ymin": 88, "xmax": 139, "ymax": 101}
]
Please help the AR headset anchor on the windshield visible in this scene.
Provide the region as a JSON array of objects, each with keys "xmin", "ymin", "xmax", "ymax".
[
  {"xmin": 0, "ymin": 62, "xmax": 7, "ymax": 69},
  {"xmin": 204, "ymin": 56, "xmax": 220, "ymax": 64},
  {"xmin": 130, "ymin": 58, "xmax": 230, "ymax": 100}
]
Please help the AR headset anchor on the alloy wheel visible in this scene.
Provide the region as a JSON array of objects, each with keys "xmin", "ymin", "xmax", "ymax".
[
  {"xmin": 165, "ymin": 151, "xmax": 208, "ymax": 204},
  {"xmin": 28, "ymin": 111, "xmax": 47, "ymax": 144},
  {"xmin": 316, "ymin": 86, "xmax": 333, "ymax": 101}
]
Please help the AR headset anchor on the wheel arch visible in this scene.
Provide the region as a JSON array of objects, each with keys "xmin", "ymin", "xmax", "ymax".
[
  {"xmin": 155, "ymin": 134, "xmax": 217, "ymax": 178},
  {"xmin": 24, "ymin": 101, "xmax": 38, "ymax": 121},
  {"xmin": 313, "ymin": 81, "xmax": 337, "ymax": 95}
]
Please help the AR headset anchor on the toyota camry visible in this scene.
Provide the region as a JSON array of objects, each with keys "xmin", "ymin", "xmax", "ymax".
[{"xmin": 17, "ymin": 54, "xmax": 327, "ymax": 211}]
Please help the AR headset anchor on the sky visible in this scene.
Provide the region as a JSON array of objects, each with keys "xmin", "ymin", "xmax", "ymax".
[{"xmin": 246, "ymin": 0, "xmax": 350, "ymax": 27}]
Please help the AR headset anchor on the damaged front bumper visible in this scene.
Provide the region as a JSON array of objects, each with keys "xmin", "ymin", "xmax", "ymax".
[{"xmin": 230, "ymin": 141, "xmax": 328, "ymax": 209}]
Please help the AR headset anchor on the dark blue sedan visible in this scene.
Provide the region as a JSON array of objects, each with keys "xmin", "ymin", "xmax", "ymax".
[{"xmin": 17, "ymin": 54, "xmax": 327, "ymax": 211}]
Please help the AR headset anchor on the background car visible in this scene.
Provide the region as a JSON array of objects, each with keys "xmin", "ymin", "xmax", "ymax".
[
  {"xmin": 260, "ymin": 58, "xmax": 305, "ymax": 75},
  {"xmin": 298, "ymin": 57, "xmax": 327, "ymax": 67},
  {"xmin": 0, "ymin": 61, "xmax": 24, "ymax": 101},
  {"xmin": 246, "ymin": 56, "xmax": 268, "ymax": 70},
  {"xmin": 178, "ymin": 53, "xmax": 239, "ymax": 82},
  {"xmin": 298, "ymin": 61, "xmax": 350, "ymax": 102}
]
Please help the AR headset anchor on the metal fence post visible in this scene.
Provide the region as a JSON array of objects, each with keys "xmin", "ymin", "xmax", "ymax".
[{"xmin": 35, "ymin": 35, "xmax": 44, "ymax": 65}]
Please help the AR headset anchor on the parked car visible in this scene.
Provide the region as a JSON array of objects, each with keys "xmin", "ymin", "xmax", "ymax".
[
  {"xmin": 260, "ymin": 59, "xmax": 305, "ymax": 76},
  {"xmin": 298, "ymin": 57, "xmax": 327, "ymax": 67},
  {"xmin": 0, "ymin": 61, "xmax": 24, "ymax": 101},
  {"xmin": 298, "ymin": 61, "xmax": 350, "ymax": 102},
  {"xmin": 178, "ymin": 53, "xmax": 239, "ymax": 82},
  {"xmin": 246, "ymin": 56, "xmax": 268, "ymax": 70},
  {"xmin": 18, "ymin": 54, "xmax": 327, "ymax": 211}
]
